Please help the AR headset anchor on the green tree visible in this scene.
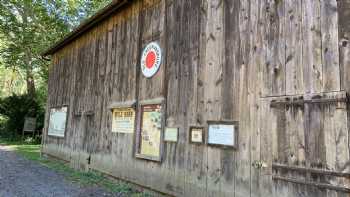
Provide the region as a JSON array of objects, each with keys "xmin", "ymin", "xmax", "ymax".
[
  {"xmin": 0, "ymin": 0, "xmax": 110, "ymax": 135},
  {"xmin": 0, "ymin": 0, "xmax": 111, "ymax": 98}
]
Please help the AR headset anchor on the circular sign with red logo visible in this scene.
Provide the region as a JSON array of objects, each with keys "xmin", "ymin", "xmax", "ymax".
[{"xmin": 141, "ymin": 42, "xmax": 162, "ymax": 78}]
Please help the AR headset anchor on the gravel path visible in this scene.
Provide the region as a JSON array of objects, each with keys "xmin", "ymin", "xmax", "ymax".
[{"xmin": 0, "ymin": 145, "xmax": 114, "ymax": 197}]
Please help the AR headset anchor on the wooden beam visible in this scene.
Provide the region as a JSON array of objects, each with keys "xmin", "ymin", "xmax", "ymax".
[
  {"xmin": 273, "ymin": 175, "xmax": 350, "ymax": 193},
  {"xmin": 272, "ymin": 163, "xmax": 350, "ymax": 178}
]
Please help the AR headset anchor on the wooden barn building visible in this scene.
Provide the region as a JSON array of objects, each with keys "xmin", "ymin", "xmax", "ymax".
[{"xmin": 42, "ymin": 0, "xmax": 350, "ymax": 196}]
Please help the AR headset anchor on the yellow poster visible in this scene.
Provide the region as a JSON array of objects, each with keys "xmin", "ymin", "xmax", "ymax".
[
  {"xmin": 112, "ymin": 108, "xmax": 135, "ymax": 133},
  {"xmin": 140, "ymin": 105, "xmax": 162, "ymax": 157}
]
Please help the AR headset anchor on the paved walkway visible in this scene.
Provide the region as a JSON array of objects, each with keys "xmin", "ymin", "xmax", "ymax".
[{"xmin": 0, "ymin": 145, "xmax": 113, "ymax": 197}]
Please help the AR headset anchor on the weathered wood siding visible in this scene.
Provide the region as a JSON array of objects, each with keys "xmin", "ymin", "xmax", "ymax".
[{"xmin": 43, "ymin": 0, "xmax": 350, "ymax": 196}]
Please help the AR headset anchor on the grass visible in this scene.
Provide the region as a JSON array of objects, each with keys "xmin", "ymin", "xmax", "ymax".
[{"xmin": 0, "ymin": 137, "xmax": 152, "ymax": 197}]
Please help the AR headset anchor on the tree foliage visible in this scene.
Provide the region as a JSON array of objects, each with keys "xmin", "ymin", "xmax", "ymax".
[
  {"xmin": 0, "ymin": 0, "xmax": 111, "ymax": 134},
  {"xmin": 0, "ymin": 94, "xmax": 41, "ymax": 135},
  {"xmin": 0, "ymin": 0, "xmax": 110, "ymax": 96}
]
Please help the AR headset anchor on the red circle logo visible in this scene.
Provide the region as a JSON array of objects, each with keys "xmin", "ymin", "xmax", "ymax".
[
  {"xmin": 146, "ymin": 51, "xmax": 156, "ymax": 69},
  {"xmin": 141, "ymin": 42, "xmax": 162, "ymax": 78}
]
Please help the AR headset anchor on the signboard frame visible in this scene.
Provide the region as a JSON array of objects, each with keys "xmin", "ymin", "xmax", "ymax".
[
  {"xmin": 164, "ymin": 127, "xmax": 178, "ymax": 142},
  {"xmin": 135, "ymin": 98, "xmax": 165, "ymax": 162},
  {"xmin": 111, "ymin": 107, "xmax": 136, "ymax": 134},
  {"xmin": 22, "ymin": 117, "xmax": 37, "ymax": 140},
  {"xmin": 207, "ymin": 120, "xmax": 239, "ymax": 149},
  {"xmin": 23, "ymin": 117, "xmax": 36, "ymax": 132},
  {"xmin": 189, "ymin": 126, "xmax": 205, "ymax": 144},
  {"xmin": 47, "ymin": 105, "xmax": 69, "ymax": 138}
]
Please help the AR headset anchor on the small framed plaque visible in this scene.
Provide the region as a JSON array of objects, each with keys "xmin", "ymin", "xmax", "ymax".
[
  {"xmin": 207, "ymin": 121, "xmax": 238, "ymax": 149},
  {"xmin": 189, "ymin": 126, "xmax": 204, "ymax": 144},
  {"xmin": 164, "ymin": 127, "xmax": 178, "ymax": 142}
]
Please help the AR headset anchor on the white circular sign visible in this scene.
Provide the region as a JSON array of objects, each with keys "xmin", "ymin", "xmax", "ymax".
[{"xmin": 141, "ymin": 42, "xmax": 162, "ymax": 78}]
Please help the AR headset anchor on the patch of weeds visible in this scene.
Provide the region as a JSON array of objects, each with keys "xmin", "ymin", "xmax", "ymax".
[
  {"xmin": 0, "ymin": 138, "xmax": 41, "ymax": 161},
  {"xmin": 40, "ymin": 160, "xmax": 152, "ymax": 196}
]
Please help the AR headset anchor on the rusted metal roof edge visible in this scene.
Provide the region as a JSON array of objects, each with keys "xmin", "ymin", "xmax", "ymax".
[{"xmin": 42, "ymin": 0, "xmax": 131, "ymax": 56}]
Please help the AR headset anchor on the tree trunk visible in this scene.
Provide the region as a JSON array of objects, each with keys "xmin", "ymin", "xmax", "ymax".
[
  {"xmin": 21, "ymin": 3, "xmax": 36, "ymax": 98},
  {"xmin": 24, "ymin": 46, "xmax": 35, "ymax": 98},
  {"xmin": 26, "ymin": 66, "xmax": 35, "ymax": 97}
]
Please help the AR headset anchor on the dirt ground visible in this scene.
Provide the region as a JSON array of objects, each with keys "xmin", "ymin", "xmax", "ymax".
[{"xmin": 0, "ymin": 145, "xmax": 118, "ymax": 197}]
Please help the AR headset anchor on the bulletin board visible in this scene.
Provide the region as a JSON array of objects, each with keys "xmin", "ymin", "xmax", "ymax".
[
  {"xmin": 136, "ymin": 104, "xmax": 163, "ymax": 160},
  {"xmin": 48, "ymin": 106, "xmax": 68, "ymax": 137}
]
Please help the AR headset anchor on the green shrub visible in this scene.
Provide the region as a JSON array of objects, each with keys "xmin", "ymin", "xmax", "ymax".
[
  {"xmin": 0, "ymin": 115, "xmax": 9, "ymax": 137},
  {"xmin": 0, "ymin": 93, "xmax": 45, "ymax": 138}
]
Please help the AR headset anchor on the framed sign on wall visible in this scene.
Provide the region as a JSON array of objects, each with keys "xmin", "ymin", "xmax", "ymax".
[
  {"xmin": 207, "ymin": 121, "xmax": 238, "ymax": 149},
  {"xmin": 135, "ymin": 100, "xmax": 164, "ymax": 161},
  {"xmin": 48, "ymin": 106, "xmax": 68, "ymax": 137},
  {"xmin": 189, "ymin": 126, "xmax": 204, "ymax": 144},
  {"xmin": 164, "ymin": 127, "xmax": 178, "ymax": 142},
  {"xmin": 111, "ymin": 107, "xmax": 135, "ymax": 133}
]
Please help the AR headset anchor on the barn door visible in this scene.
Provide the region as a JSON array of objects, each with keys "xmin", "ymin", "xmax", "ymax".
[
  {"xmin": 268, "ymin": 92, "xmax": 350, "ymax": 197},
  {"xmin": 70, "ymin": 111, "xmax": 96, "ymax": 171},
  {"xmin": 82, "ymin": 112, "xmax": 95, "ymax": 169}
]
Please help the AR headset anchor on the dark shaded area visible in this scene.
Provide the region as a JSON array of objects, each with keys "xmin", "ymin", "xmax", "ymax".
[{"xmin": 0, "ymin": 94, "xmax": 45, "ymax": 139}]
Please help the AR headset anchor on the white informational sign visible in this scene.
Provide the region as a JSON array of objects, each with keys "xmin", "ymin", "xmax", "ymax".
[
  {"xmin": 141, "ymin": 42, "xmax": 162, "ymax": 78},
  {"xmin": 164, "ymin": 127, "xmax": 178, "ymax": 142},
  {"xmin": 112, "ymin": 108, "xmax": 135, "ymax": 133},
  {"xmin": 208, "ymin": 123, "xmax": 235, "ymax": 147},
  {"xmin": 48, "ymin": 106, "xmax": 68, "ymax": 137}
]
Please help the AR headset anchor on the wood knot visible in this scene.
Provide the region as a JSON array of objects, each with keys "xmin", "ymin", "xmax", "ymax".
[
  {"xmin": 342, "ymin": 40, "xmax": 348, "ymax": 47},
  {"xmin": 198, "ymin": 80, "xmax": 203, "ymax": 87},
  {"xmin": 286, "ymin": 54, "xmax": 293, "ymax": 64},
  {"xmin": 215, "ymin": 77, "xmax": 223, "ymax": 86}
]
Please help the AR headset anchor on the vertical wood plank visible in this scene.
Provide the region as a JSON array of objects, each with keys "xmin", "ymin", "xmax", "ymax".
[
  {"xmin": 321, "ymin": 0, "xmax": 340, "ymax": 92},
  {"xmin": 126, "ymin": 3, "xmax": 139, "ymax": 184},
  {"xmin": 338, "ymin": 0, "xmax": 350, "ymax": 92},
  {"xmin": 202, "ymin": 0, "xmax": 224, "ymax": 195},
  {"xmin": 235, "ymin": 0, "xmax": 251, "ymax": 196},
  {"xmin": 324, "ymin": 99, "xmax": 349, "ymax": 197},
  {"xmin": 259, "ymin": 99, "xmax": 274, "ymax": 197},
  {"xmin": 220, "ymin": 1, "xmax": 240, "ymax": 197},
  {"xmin": 305, "ymin": 102, "xmax": 326, "ymax": 197},
  {"xmin": 163, "ymin": 0, "xmax": 180, "ymax": 193},
  {"xmin": 285, "ymin": 0, "xmax": 303, "ymax": 95},
  {"xmin": 249, "ymin": 0, "xmax": 265, "ymax": 196},
  {"xmin": 302, "ymin": 0, "xmax": 322, "ymax": 94},
  {"xmin": 186, "ymin": 0, "xmax": 210, "ymax": 196},
  {"xmin": 263, "ymin": 0, "xmax": 286, "ymax": 97}
]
